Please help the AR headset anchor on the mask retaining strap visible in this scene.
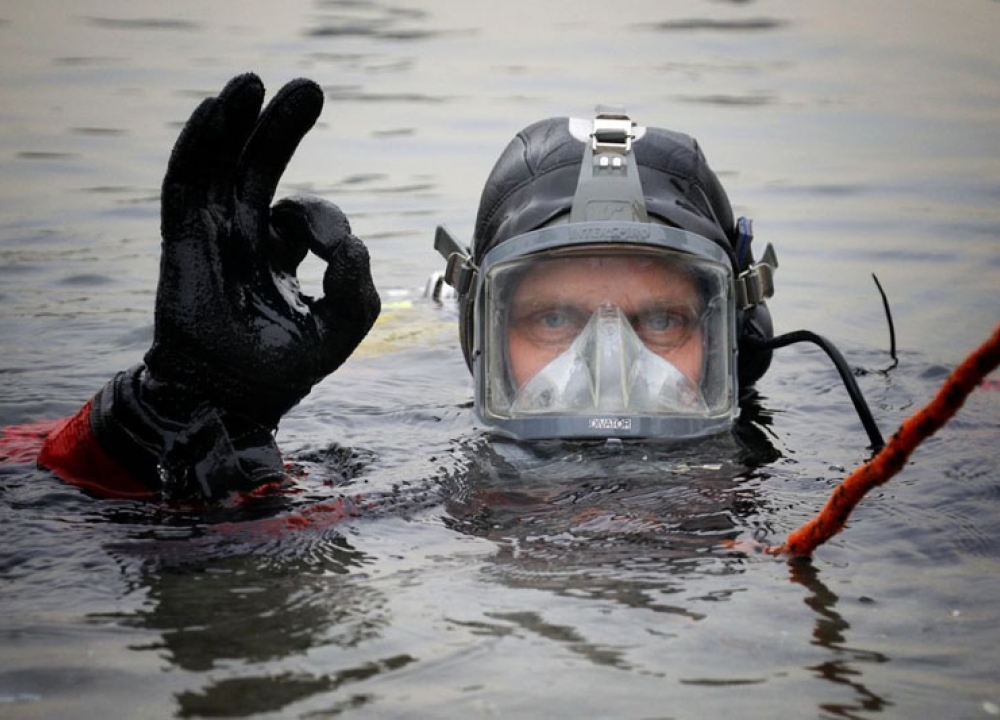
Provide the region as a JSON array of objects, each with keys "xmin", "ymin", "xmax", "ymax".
[
  {"xmin": 433, "ymin": 225, "xmax": 477, "ymax": 297},
  {"xmin": 736, "ymin": 241, "xmax": 778, "ymax": 310}
]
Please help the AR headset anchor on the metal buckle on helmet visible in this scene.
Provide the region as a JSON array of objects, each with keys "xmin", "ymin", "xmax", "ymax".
[
  {"xmin": 591, "ymin": 107, "xmax": 635, "ymax": 154},
  {"xmin": 736, "ymin": 243, "xmax": 779, "ymax": 310}
]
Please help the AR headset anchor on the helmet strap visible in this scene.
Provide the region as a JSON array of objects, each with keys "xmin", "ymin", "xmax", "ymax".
[{"xmin": 569, "ymin": 107, "xmax": 649, "ymax": 224}]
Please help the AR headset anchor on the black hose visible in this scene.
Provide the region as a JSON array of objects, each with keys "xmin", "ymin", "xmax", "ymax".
[
  {"xmin": 872, "ymin": 273, "xmax": 899, "ymax": 369},
  {"xmin": 748, "ymin": 331, "xmax": 885, "ymax": 452}
]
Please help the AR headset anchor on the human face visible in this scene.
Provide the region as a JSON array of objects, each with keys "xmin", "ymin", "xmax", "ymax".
[{"xmin": 507, "ymin": 254, "xmax": 704, "ymax": 389}]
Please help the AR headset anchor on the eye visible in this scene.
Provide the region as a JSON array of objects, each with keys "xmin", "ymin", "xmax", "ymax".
[
  {"xmin": 642, "ymin": 311, "xmax": 676, "ymax": 332},
  {"xmin": 540, "ymin": 310, "xmax": 570, "ymax": 329},
  {"xmin": 634, "ymin": 305, "xmax": 699, "ymax": 347},
  {"xmin": 512, "ymin": 304, "xmax": 588, "ymax": 345}
]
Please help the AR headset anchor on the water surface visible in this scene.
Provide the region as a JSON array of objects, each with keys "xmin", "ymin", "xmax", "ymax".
[{"xmin": 1, "ymin": 1, "xmax": 999, "ymax": 717}]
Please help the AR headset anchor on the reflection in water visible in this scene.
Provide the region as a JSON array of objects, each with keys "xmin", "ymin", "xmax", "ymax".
[
  {"xmin": 487, "ymin": 610, "xmax": 631, "ymax": 670},
  {"xmin": 789, "ymin": 560, "xmax": 893, "ymax": 716},
  {"xmin": 439, "ymin": 435, "xmax": 768, "ymax": 641},
  {"xmin": 100, "ymin": 523, "xmax": 397, "ymax": 716}
]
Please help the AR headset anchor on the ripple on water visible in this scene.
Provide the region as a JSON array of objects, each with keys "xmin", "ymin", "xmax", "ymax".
[
  {"xmin": 646, "ymin": 18, "xmax": 789, "ymax": 32},
  {"xmin": 82, "ymin": 17, "xmax": 199, "ymax": 31},
  {"xmin": 57, "ymin": 273, "xmax": 114, "ymax": 286}
]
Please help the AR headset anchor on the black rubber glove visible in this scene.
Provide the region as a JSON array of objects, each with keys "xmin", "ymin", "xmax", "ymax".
[{"xmin": 90, "ymin": 73, "xmax": 380, "ymax": 501}]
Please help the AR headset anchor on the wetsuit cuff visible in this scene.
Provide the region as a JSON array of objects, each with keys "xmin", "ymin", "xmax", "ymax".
[{"xmin": 90, "ymin": 366, "xmax": 287, "ymax": 502}]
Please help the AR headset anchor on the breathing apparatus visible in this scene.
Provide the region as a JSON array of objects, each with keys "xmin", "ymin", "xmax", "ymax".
[{"xmin": 433, "ymin": 108, "xmax": 884, "ymax": 449}]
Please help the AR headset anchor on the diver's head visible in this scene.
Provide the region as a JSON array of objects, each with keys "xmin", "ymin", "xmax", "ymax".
[{"xmin": 434, "ymin": 108, "xmax": 777, "ymax": 442}]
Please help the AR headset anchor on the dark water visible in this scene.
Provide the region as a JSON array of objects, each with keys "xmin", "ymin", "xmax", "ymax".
[{"xmin": 1, "ymin": 1, "xmax": 999, "ymax": 717}]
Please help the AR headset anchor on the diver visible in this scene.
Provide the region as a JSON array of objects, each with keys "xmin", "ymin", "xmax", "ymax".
[
  {"xmin": 430, "ymin": 106, "xmax": 777, "ymax": 443},
  {"xmin": 11, "ymin": 73, "xmax": 882, "ymax": 502}
]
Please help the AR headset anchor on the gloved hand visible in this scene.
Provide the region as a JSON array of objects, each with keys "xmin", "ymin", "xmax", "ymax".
[
  {"xmin": 149, "ymin": 72, "xmax": 380, "ymax": 426},
  {"xmin": 90, "ymin": 73, "xmax": 380, "ymax": 501}
]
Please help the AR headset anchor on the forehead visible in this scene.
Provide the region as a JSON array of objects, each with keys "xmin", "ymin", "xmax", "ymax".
[{"xmin": 512, "ymin": 254, "xmax": 698, "ymax": 306}]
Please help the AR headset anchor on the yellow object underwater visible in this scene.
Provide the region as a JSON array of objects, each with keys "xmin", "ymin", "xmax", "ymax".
[{"xmin": 354, "ymin": 298, "xmax": 456, "ymax": 357}]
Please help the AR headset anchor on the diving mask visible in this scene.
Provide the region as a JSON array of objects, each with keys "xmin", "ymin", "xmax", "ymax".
[{"xmin": 471, "ymin": 228, "xmax": 738, "ymax": 440}]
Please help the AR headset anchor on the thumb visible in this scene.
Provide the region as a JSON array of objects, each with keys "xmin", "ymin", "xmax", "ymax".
[
  {"xmin": 315, "ymin": 233, "xmax": 381, "ymax": 370},
  {"xmin": 271, "ymin": 196, "xmax": 380, "ymax": 371}
]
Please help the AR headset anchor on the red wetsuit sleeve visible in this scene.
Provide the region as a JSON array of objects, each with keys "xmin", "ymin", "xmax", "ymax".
[{"xmin": 29, "ymin": 400, "xmax": 158, "ymax": 500}]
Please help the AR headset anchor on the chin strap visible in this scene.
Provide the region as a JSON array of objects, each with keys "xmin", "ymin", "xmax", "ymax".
[{"xmin": 745, "ymin": 331, "xmax": 886, "ymax": 452}]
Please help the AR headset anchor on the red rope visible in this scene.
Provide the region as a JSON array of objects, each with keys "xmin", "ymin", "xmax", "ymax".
[{"xmin": 775, "ymin": 321, "xmax": 1000, "ymax": 558}]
